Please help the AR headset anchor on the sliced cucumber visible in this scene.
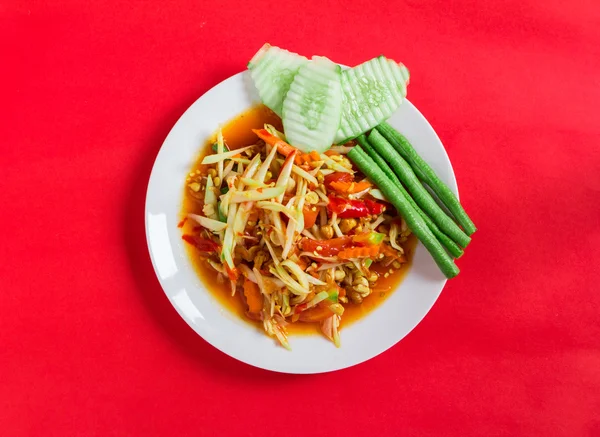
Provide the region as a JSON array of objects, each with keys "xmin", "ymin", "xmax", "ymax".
[
  {"xmin": 248, "ymin": 45, "xmax": 308, "ymax": 116},
  {"xmin": 334, "ymin": 56, "xmax": 410, "ymax": 143},
  {"xmin": 281, "ymin": 56, "xmax": 343, "ymax": 153},
  {"xmin": 247, "ymin": 43, "xmax": 271, "ymax": 69}
]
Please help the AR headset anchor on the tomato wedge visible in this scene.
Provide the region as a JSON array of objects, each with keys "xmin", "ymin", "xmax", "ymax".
[
  {"xmin": 302, "ymin": 205, "xmax": 319, "ymax": 229},
  {"xmin": 329, "ymin": 180, "xmax": 372, "ymax": 194},
  {"xmin": 324, "ymin": 172, "xmax": 353, "ymax": 190}
]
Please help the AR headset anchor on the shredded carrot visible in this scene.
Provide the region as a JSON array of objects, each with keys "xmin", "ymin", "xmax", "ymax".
[
  {"xmin": 324, "ymin": 150, "xmax": 340, "ymax": 157},
  {"xmin": 338, "ymin": 245, "xmax": 381, "ymax": 260},
  {"xmin": 330, "ymin": 180, "xmax": 372, "ymax": 194},
  {"xmin": 293, "ymin": 150, "xmax": 323, "ymax": 166},
  {"xmin": 252, "ymin": 129, "xmax": 297, "ymax": 157},
  {"xmin": 243, "ymin": 278, "xmax": 263, "ymax": 313},
  {"xmin": 295, "ymin": 152, "xmax": 312, "ymax": 165}
]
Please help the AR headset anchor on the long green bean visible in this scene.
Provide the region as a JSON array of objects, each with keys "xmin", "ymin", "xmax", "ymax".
[
  {"xmin": 377, "ymin": 122, "xmax": 477, "ymax": 235},
  {"xmin": 368, "ymin": 129, "xmax": 471, "ymax": 248},
  {"xmin": 358, "ymin": 135, "xmax": 463, "ymax": 258},
  {"xmin": 348, "ymin": 146, "xmax": 459, "ymax": 279}
]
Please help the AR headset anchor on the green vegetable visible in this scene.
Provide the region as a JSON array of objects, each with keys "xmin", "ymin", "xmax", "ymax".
[
  {"xmin": 366, "ymin": 232, "xmax": 385, "ymax": 245},
  {"xmin": 358, "ymin": 135, "xmax": 464, "ymax": 258},
  {"xmin": 356, "ymin": 134, "xmax": 402, "ymax": 187},
  {"xmin": 348, "ymin": 146, "xmax": 459, "ymax": 279},
  {"xmin": 212, "ymin": 141, "xmax": 231, "ymax": 153},
  {"xmin": 220, "ymin": 186, "xmax": 229, "ymax": 195},
  {"xmin": 364, "ymin": 258, "xmax": 373, "ymax": 268},
  {"xmin": 248, "ymin": 44, "xmax": 309, "ymax": 116},
  {"xmin": 282, "ymin": 56, "xmax": 343, "ymax": 153},
  {"xmin": 377, "ymin": 122, "xmax": 476, "ymax": 236},
  {"xmin": 248, "ymin": 46, "xmax": 410, "ymax": 144},
  {"xmin": 217, "ymin": 201, "xmax": 226, "ymax": 223},
  {"xmin": 334, "ymin": 56, "xmax": 409, "ymax": 143},
  {"xmin": 328, "ymin": 289, "xmax": 339, "ymax": 302},
  {"xmin": 367, "ymin": 129, "xmax": 471, "ymax": 249}
]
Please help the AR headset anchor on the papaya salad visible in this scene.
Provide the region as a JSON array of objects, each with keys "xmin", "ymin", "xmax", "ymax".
[
  {"xmin": 181, "ymin": 121, "xmax": 414, "ymax": 349},
  {"xmin": 180, "ymin": 44, "xmax": 476, "ymax": 349}
]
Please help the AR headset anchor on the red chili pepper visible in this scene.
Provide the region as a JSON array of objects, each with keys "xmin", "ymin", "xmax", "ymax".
[
  {"xmin": 181, "ymin": 235, "xmax": 220, "ymax": 253},
  {"xmin": 326, "ymin": 196, "xmax": 370, "ymax": 218},
  {"xmin": 365, "ymin": 199, "xmax": 386, "ymax": 215}
]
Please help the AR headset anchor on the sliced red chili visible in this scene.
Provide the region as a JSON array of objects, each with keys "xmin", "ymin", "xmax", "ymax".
[
  {"xmin": 326, "ymin": 196, "xmax": 370, "ymax": 218},
  {"xmin": 365, "ymin": 199, "xmax": 386, "ymax": 215}
]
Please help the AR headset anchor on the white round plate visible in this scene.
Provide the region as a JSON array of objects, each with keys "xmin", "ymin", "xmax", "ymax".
[{"xmin": 145, "ymin": 71, "xmax": 458, "ymax": 374}]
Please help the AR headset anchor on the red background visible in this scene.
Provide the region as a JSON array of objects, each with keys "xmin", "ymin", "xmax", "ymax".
[{"xmin": 2, "ymin": 1, "xmax": 599, "ymax": 436}]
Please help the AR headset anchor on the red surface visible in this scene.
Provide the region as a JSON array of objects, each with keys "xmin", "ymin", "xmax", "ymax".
[{"xmin": 2, "ymin": 1, "xmax": 599, "ymax": 435}]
